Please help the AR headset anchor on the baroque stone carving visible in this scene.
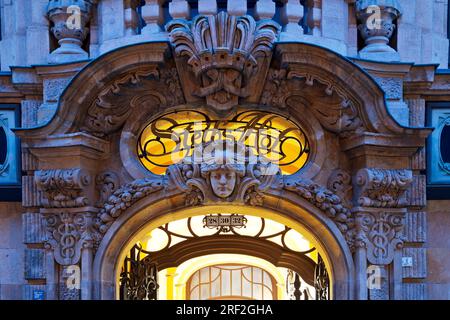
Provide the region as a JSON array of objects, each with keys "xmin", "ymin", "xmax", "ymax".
[
  {"xmin": 97, "ymin": 178, "xmax": 164, "ymax": 233},
  {"xmin": 260, "ymin": 69, "xmax": 364, "ymax": 137},
  {"xmin": 354, "ymin": 210, "xmax": 405, "ymax": 265},
  {"xmin": 327, "ymin": 169, "xmax": 353, "ymax": 207},
  {"xmin": 95, "ymin": 171, "xmax": 120, "ymax": 207},
  {"xmin": 355, "ymin": 169, "xmax": 413, "ymax": 208},
  {"xmin": 356, "ymin": 0, "xmax": 402, "ymax": 56},
  {"xmin": 45, "ymin": 211, "xmax": 99, "ymax": 266},
  {"xmin": 35, "ymin": 169, "xmax": 91, "ymax": 208},
  {"xmin": 47, "ymin": 0, "xmax": 94, "ymax": 62},
  {"xmin": 283, "ymin": 178, "xmax": 353, "ymax": 234},
  {"xmin": 166, "ymin": 147, "xmax": 281, "ymax": 206},
  {"xmin": 82, "ymin": 67, "xmax": 184, "ymax": 137},
  {"xmin": 167, "ymin": 11, "xmax": 280, "ymax": 111}
]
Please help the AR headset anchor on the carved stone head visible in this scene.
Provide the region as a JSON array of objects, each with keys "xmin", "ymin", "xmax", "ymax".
[
  {"xmin": 209, "ymin": 166, "xmax": 237, "ymax": 198},
  {"xmin": 200, "ymin": 142, "xmax": 246, "ymax": 199}
]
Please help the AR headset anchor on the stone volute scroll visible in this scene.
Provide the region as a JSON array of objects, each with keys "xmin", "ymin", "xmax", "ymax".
[
  {"xmin": 167, "ymin": 11, "xmax": 281, "ymax": 112},
  {"xmin": 35, "ymin": 168, "xmax": 92, "ymax": 208},
  {"xmin": 354, "ymin": 168, "xmax": 413, "ymax": 208}
]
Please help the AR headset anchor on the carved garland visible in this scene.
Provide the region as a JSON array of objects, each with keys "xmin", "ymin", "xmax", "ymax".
[{"xmin": 97, "ymin": 178, "xmax": 165, "ymax": 233}]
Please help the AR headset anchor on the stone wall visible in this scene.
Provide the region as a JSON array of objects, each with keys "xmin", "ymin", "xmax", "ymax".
[
  {"xmin": 426, "ymin": 200, "xmax": 450, "ymax": 300},
  {"xmin": 0, "ymin": 202, "xmax": 25, "ymax": 299},
  {"xmin": 398, "ymin": 0, "xmax": 449, "ymax": 68}
]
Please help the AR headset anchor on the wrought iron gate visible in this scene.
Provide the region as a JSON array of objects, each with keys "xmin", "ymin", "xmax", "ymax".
[{"xmin": 119, "ymin": 244, "xmax": 159, "ymax": 300}]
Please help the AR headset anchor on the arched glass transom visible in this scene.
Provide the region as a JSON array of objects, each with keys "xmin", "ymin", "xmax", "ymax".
[{"xmin": 137, "ymin": 110, "xmax": 310, "ymax": 175}]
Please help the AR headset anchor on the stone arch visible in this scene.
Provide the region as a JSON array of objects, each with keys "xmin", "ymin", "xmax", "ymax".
[{"xmin": 92, "ymin": 189, "xmax": 355, "ymax": 300}]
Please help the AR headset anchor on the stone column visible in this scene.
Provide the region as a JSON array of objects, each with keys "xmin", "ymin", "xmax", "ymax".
[
  {"xmin": 47, "ymin": 0, "xmax": 94, "ymax": 63},
  {"xmin": 306, "ymin": 0, "xmax": 322, "ymax": 36},
  {"xmin": 352, "ymin": 168, "xmax": 413, "ymax": 300},
  {"xmin": 280, "ymin": 0, "xmax": 304, "ymax": 41},
  {"xmin": 355, "ymin": 0, "xmax": 401, "ymax": 61},
  {"xmin": 124, "ymin": 0, "xmax": 140, "ymax": 36}
]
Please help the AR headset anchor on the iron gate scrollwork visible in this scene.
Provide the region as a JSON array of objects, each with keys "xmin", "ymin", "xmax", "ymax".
[
  {"xmin": 314, "ymin": 254, "xmax": 330, "ymax": 300},
  {"xmin": 119, "ymin": 244, "xmax": 159, "ymax": 300},
  {"xmin": 118, "ymin": 217, "xmax": 331, "ymax": 300}
]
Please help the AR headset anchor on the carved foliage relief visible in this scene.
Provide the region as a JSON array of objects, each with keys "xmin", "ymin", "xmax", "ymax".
[
  {"xmin": 260, "ymin": 69, "xmax": 365, "ymax": 137},
  {"xmin": 82, "ymin": 67, "xmax": 184, "ymax": 137}
]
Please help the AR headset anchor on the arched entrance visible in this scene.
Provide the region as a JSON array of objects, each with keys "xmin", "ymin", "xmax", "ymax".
[
  {"xmin": 14, "ymin": 10, "xmax": 427, "ymax": 301},
  {"xmin": 116, "ymin": 212, "xmax": 327, "ymax": 300},
  {"xmin": 93, "ymin": 199, "xmax": 355, "ymax": 300}
]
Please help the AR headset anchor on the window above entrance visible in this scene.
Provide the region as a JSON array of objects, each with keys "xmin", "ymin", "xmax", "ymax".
[{"xmin": 137, "ymin": 110, "xmax": 310, "ymax": 175}]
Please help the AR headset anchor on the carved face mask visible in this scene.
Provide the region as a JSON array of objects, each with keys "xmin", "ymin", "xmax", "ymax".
[{"xmin": 209, "ymin": 168, "xmax": 237, "ymax": 198}]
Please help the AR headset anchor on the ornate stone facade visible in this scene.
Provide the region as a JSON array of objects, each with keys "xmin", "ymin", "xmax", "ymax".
[{"xmin": 1, "ymin": 0, "xmax": 450, "ymax": 301}]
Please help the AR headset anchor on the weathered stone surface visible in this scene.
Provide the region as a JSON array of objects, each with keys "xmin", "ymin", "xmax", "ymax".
[
  {"xmin": 402, "ymin": 283, "xmax": 426, "ymax": 300},
  {"xmin": 403, "ymin": 247, "xmax": 427, "ymax": 279},
  {"xmin": 21, "ymin": 100, "xmax": 41, "ymax": 128},
  {"xmin": 23, "ymin": 285, "xmax": 46, "ymax": 300},
  {"xmin": 404, "ymin": 211, "xmax": 427, "ymax": 243},
  {"xmin": 24, "ymin": 248, "xmax": 45, "ymax": 280},
  {"xmin": 22, "ymin": 176, "xmax": 40, "ymax": 208},
  {"xmin": 22, "ymin": 212, "xmax": 46, "ymax": 244},
  {"xmin": 408, "ymin": 175, "xmax": 427, "ymax": 208},
  {"xmin": 411, "ymin": 147, "xmax": 426, "ymax": 171}
]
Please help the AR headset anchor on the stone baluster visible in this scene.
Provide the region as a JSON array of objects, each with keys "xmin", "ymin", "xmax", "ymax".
[
  {"xmin": 47, "ymin": 0, "xmax": 94, "ymax": 63},
  {"xmin": 124, "ymin": 0, "xmax": 140, "ymax": 36},
  {"xmin": 141, "ymin": 0, "xmax": 164, "ymax": 34},
  {"xmin": 280, "ymin": 0, "xmax": 304, "ymax": 41},
  {"xmin": 198, "ymin": 0, "xmax": 218, "ymax": 15},
  {"xmin": 306, "ymin": 0, "xmax": 322, "ymax": 36},
  {"xmin": 169, "ymin": 0, "xmax": 191, "ymax": 20},
  {"xmin": 254, "ymin": 0, "xmax": 276, "ymax": 20},
  {"xmin": 355, "ymin": 0, "xmax": 402, "ymax": 61},
  {"xmin": 227, "ymin": 0, "xmax": 247, "ymax": 16}
]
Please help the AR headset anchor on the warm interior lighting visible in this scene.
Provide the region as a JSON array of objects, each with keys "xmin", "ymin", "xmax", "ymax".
[{"xmin": 137, "ymin": 110, "xmax": 310, "ymax": 175}]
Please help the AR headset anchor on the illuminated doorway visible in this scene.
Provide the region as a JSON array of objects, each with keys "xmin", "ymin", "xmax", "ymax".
[
  {"xmin": 118, "ymin": 213, "xmax": 330, "ymax": 300},
  {"xmin": 186, "ymin": 264, "xmax": 277, "ymax": 300}
]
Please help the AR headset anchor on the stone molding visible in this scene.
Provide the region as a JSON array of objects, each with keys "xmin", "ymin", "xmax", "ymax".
[{"xmin": 82, "ymin": 66, "xmax": 184, "ymax": 137}]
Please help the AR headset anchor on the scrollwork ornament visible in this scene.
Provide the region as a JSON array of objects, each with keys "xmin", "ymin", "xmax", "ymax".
[
  {"xmin": 354, "ymin": 210, "xmax": 405, "ymax": 265},
  {"xmin": 355, "ymin": 168, "xmax": 413, "ymax": 208}
]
